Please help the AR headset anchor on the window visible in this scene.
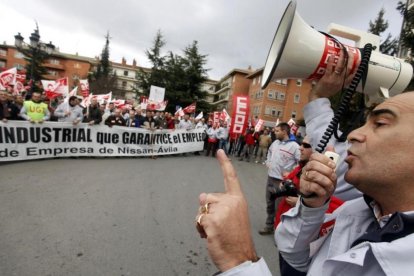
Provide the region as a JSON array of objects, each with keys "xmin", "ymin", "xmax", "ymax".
[
  {"xmin": 277, "ymin": 110, "xmax": 282, "ymax": 117},
  {"xmin": 124, "ymin": 70, "xmax": 129, "ymax": 76},
  {"xmin": 49, "ymin": 59, "xmax": 60, "ymax": 65},
  {"xmin": 268, "ymin": 90, "xmax": 274, "ymax": 99},
  {"xmin": 265, "ymin": 106, "xmax": 271, "ymax": 115},
  {"xmin": 291, "ymin": 110, "xmax": 297, "ymax": 119},
  {"xmin": 276, "ymin": 91, "xmax": 285, "ymax": 101},
  {"xmin": 0, "ymin": 49, "xmax": 6, "ymax": 56},
  {"xmin": 72, "ymin": 74, "xmax": 79, "ymax": 80},
  {"xmin": 122, "ymin": 81, "xmax": 127, "ymax": 88},
  {"xmin": 14, "ymin": 52, "xmax": 24, "ymax": 59},
  {"xmin": 253, "ymin": 78, "xmax": 256, "ymax": 85},
  {"xmin": 294, "ymin": 93, "xmax": 300, "ymax": 103},
  {"xmin": 47, "ymin": 70, "xmax": 58, "ymax": 76},
  {"xmin": 296, "ymin": 79, "xmax": 302, "ymax": 86},
  {"xmin": 74, "ymin": 63, "xmax": 81, "ymax": 69},
  {"xmin": 13, "ymin": 63, "xmax": 24, "ymax": 70},
  {"xmin": 0, "ymin": 61, "xmax": 6, "ymax": 68},
  {"xmin": 253, "ymin": 106, "xmax": 260, "ymax": 115},
  {"xmin": 271, "ymin": 108, "xmax": 278, "ymax": 117},
  {"xmin": 258, "ymin": 75, "xmax": 261, "ymax": 84},
  {"xmin": 275, "ymin": 79, "xmax": 287, "ymax": 86}
]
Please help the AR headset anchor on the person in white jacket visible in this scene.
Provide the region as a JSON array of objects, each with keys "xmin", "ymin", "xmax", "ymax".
[
  {"xmin": 54, "ymin": 96, "xmax": 83, "ymax": 125},
  {"xmin": 195, "ymin": 48, "xmax": 414, "ymax": 275}
]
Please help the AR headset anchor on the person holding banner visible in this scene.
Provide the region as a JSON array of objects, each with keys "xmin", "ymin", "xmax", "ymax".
[
  {"xmin": 84, "ymin": 98, "xmax": 102, "ymax": 125},
  {"xmin": 105, "ymin": 108, "xmax": 126, "ymax": 127},
  {"xmin": 54, "ymin": 96, "xmax": 83, "ymax": 125},
  {"xmin": 0, "ymin": 90, "xmax": 20, "ymax": 122},
  {"xmin": 19, "ymin": 91, "xmax": 50, "ymax": 123}
]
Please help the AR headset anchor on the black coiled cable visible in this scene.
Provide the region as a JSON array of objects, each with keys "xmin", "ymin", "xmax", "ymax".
[{"xmin": 315, "ymin": 43, "xmax": 373, "ymax": 153}]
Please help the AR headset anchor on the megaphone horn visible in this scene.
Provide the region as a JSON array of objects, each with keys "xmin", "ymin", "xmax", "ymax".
[{"xmin": 261, "ymin": 0, "xmax": 413, "ymax": 106}]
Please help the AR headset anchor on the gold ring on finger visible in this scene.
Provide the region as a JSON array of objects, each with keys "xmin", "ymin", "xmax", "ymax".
[
  {"xmin": 196, "ymin": 213, "xmax": 205, "ymax": 226},
  {"xmin": 200, "ymin": 202, "xmax": 210, "ymax": 214}
]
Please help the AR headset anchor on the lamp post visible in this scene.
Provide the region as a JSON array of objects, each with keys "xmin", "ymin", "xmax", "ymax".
[{"xmin": 14, "ymin": 25, "xmax": 55, "ymax": 98}]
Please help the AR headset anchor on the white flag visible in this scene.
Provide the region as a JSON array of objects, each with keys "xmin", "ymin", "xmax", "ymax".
[
  {"xmin": 80, "ymin": 93, "xmax": 93, "ymax": 108},
  {"xmin": 64, "ymin": 86, "xmax": 78, "ymax": 103},
  {"xmin": 195, "ymin": 111, "xmax": 203, "ymax": 120},
  {"xmin": 275, "ymin": 118, "xmax": 280, "ymax": 127},
  {"xmin": 254, "ymin": 119, "xmax": 264, "ymax": 133},
  {"xmin": 175, "ymin": 107, "xmax": 184, "ymax": 117}
]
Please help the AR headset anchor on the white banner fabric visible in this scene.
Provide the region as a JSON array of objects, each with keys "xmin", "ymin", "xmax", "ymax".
[{"xmin": 0, "ymin": 121, "xmax": 204, "ymax": 161}]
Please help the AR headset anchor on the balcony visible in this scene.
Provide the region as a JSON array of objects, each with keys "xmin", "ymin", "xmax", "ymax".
[
  {"xmin": 208, "ymin": 85, "xmax": 230, "ymax": 95},
  {"xmin": 43, "ymin": 62, "xmax": 64, "ymax": 70}
]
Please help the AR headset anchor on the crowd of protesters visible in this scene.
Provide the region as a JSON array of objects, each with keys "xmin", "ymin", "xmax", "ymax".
[{"xmin": 1, "ymin": 89, "xmax": 304, "ymax": 160}]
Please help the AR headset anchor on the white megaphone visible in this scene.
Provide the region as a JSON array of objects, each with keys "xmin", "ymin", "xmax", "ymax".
[{"xmin": 261, "ymin": 0, "xmax": 413, "ymax": 106}]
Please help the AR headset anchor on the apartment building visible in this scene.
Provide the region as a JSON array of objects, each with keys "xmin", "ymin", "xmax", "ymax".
[
  {"xmin": 209, "ymin": 68, "xmax": 253, "ymax": 115},
  {"xmin": 247, "ymin": 68, "xmax": 312, "ymax": 126},
  {"xmin": 0, "ymin": 44, "xmax": 92, "ymax": 88},
  {"xmin": 111, "ymin": 57, "xmax": 150, "ymax": 100}
]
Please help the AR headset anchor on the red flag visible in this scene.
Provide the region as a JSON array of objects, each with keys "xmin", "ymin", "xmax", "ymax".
[
  {"xmin": 13, "ymin": 72, "xmax": 27, "ymax": 95},
  {"xmin": 213, "ymin": 112, "xmax": 221, "ymax": 124},
  {"xmin": 182, "ymin": 102, "xmax": 196, "ymax": 114},
  {"xmin": 42, "ymin": 77, "xmax": 69, "ymax": 99},
  {"xmin": 0, "ymin": 67, "xmax": 17, "ymax": 90},
  {"xmin": 254, "ymin": 119, "xmax": 264, "ymax": 133},
  {"xmin": 230, "ymin": 96, "xmax": 250, "ymax": 135},
  {"xmin": 79, "ymin": 79, "xmax": 89, "ymax": 97}
]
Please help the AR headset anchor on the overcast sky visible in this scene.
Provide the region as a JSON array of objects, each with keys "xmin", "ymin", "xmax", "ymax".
[{"xmin": 0, "ymin": 0, "xmax": 404, "ymax": 80}]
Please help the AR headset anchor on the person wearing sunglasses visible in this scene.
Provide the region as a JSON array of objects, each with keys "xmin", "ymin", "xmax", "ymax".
[{"xmin": 274, "ymin": 136, "xmax": 344, "ymax": 276}]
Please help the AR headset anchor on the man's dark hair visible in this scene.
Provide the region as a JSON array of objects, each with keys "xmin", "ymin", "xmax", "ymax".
[
  {"xmin": 277, "ymin": 122, "xmax": 290, "ymax": 134},
  {"xmin": 69, "ymin": 96, "xmax": 78, "ymax": 102}
]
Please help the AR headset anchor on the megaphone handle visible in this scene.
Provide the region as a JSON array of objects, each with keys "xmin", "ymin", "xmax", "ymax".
[
  {"xmin": 315, "ymin": 43, "xmax": 373, "ymax": 154},
  {"xmin": 301, "ymin": 43, "xmax": 373, "ymax": 199}
]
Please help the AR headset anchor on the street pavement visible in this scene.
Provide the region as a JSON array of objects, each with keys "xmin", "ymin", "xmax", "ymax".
[{"xmin": 0, "ymin": 154, "xmax": 281, "ymax": 276}]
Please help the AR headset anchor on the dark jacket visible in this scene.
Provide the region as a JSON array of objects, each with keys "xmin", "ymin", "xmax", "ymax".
[
  {"xmin": 105, "ymin": 115, "xmax": 126, "ymax": 127},
  {"xmin": 84, "ymin": 105, "xmax": 102, "ymax": 124},
  {"xmin": 0, "ymin": 100, "xmax": 20, "ymax": 120}
]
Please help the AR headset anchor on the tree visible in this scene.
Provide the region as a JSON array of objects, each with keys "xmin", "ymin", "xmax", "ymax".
[
  {"xmin": 182, "ymin": 41, "xmax": 210, "ymax": 112},
  {"xmin": 135, "ymin": 30, "xmax": 167, "ymax": 98},
  {"xmin": 89, "ymin": 32, "xmax": 120, "ymax": 96},
  {"xmin": 135, "ymin": 31, "xmax": 211, "ymax": 113},
  {"xmin": 18, "ymin": 26, "xmax": 49, "ymax": 93},
  {"xmin": 368, "ymin": 8, "xmax": 398, "ymax": 55},
  {"xmin": 397, "ymin": 0, "xmax": 414, "ymax": 90}
]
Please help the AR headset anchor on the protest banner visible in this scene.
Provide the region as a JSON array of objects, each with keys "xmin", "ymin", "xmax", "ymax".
[
  {"xmin": 0, "ymin": 121, "xmax": 204, "ymax": 162},
  {"xmin": 230, "ymin": 95, "xmax": 249, "ymax": 135}
]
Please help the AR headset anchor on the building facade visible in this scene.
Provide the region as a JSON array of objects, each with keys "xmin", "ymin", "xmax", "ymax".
[
  {"xmin": 0, "ymin": 44, "xmax": 92, "ymax": 88},
  {"xmin": 247, "ymin": 68, "xmax": 312, "ymax": 126},
  {"xmin": 208, "ymin": 68, "xmax": 253, "ymax": 115}
]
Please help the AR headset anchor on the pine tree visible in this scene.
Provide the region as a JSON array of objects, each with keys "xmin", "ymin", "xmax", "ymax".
[
  {"xmin": 397, "ymin": 0, "xmax": 414, "ymax": 90},
  {"xmin": 182, "ymin": 40, "xmax": 210, "ymax": 112},
  {"xmin": 89, "ymin": 32, "xmax": 120, "ymax": 96},
  {"xmin": 368, "ymin": 8, "xmax": 398, "ymax": 55},
  {"xmin": 135, "ymin": 30, "xmax": 166, "ymax": 98},
  {"xmin": 21, "ymin": 26, "xmax": 49, "ymax": 93},
  {"xmin": 135, "ymin": 32, "xmax": 211, "ymax": 113}
]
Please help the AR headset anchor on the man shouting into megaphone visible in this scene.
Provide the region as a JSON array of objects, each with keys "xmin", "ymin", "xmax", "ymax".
[{"xmin": 195, "ymin": 48, "xmax": 414, "ymax": 275}]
